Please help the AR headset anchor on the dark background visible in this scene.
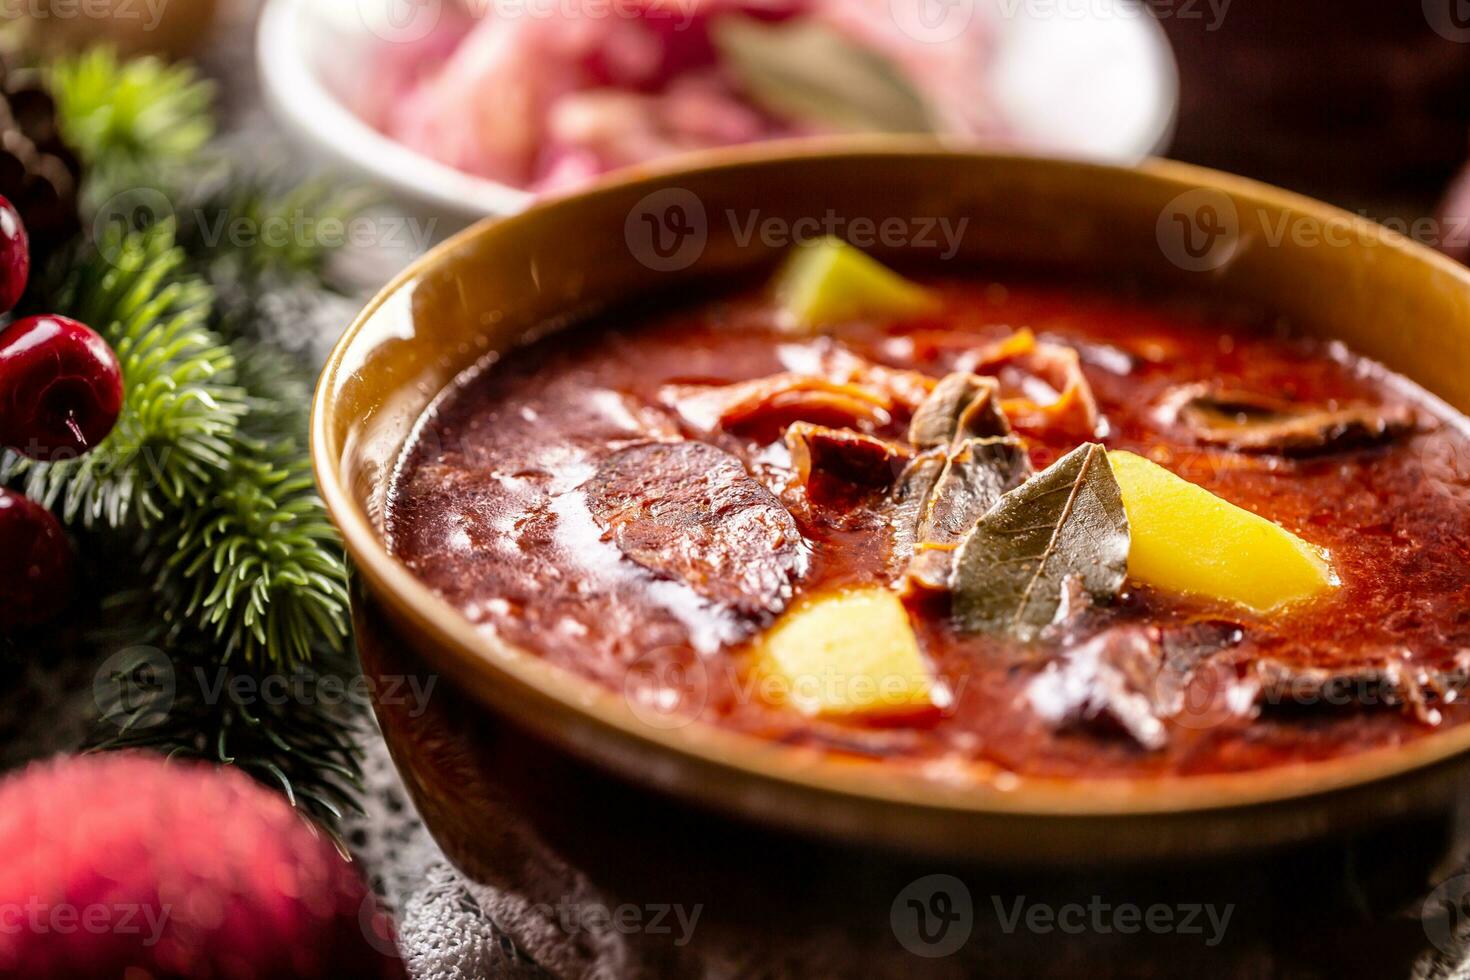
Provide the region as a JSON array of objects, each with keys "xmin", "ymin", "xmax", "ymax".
[{"xmin": 1161, "ymin": 2, "xmax": 1470, "ymax": 224}]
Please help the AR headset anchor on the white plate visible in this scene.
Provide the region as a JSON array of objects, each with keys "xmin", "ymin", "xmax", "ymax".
[{"xmin": 257, "ymin": 0, "xmax": 1178, "ymax": 230}]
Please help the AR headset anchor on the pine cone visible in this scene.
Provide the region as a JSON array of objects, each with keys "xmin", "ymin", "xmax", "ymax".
[{"xmin": 0, "ymin": 59, "xmax": 82, "ymax": 262}]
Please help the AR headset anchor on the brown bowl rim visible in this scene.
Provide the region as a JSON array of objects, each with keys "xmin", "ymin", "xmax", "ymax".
[{"xmin": 312, "ymin": 138, "xmax": 1470, "ymax": 821}]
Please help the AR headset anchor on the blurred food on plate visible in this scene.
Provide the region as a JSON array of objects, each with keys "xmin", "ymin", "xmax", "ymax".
[{"xmin": 366, "ymin": 0, "xmax": 1010, "ymax": 192}]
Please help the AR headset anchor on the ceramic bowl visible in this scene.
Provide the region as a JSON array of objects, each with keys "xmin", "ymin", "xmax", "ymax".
[{"xmin": 314, "ymin": 142, "xmax": 1470, "ymax": 871}]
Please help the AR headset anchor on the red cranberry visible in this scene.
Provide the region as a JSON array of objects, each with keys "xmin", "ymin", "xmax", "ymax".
[
  {"xmin": 0, "ymin": 195, "xmax": 28, "ymax": 315},
  {"xmin": 0, "ymin": 489, "xmax": 72, "ymax": 630},
  {"xmin": 0, "ymin": 315, "xmax": 124, "ymax": 461}
]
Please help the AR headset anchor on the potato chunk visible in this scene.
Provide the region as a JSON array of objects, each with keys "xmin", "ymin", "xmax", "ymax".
[
  {"xmin": 751, "ymin": 587, "xmax": 940, "ymax": 719},
  {"xmin": 1107, "ymin": 450, "xmax": 1335, "ymax": 612},
  {"xmin": 772, "ymin": 236, "xmax": 936, "ymax": 333}
]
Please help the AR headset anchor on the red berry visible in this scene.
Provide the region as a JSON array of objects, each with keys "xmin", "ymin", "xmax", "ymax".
[
  {"xmin": 0, "ymin": 195, "xmax": 29, "ymax": 314},
  {"xmin": 0, "ymin": 315, "xmax": 124, "ymax": 461},
  {"xmin": 0, "ymin": 754, "xmax": 407, "ymax": 979},
  {"xmin": 0, "ymin": 488, "xmax": 72, "ymax": 629}
]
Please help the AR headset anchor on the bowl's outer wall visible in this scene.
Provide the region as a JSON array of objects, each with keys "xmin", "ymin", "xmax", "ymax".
[{"xmin": 316, "ymin": 148, "xmax": 1470, "ymax": 862}]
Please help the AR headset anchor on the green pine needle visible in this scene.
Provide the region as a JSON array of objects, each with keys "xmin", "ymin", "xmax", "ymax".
[
  {"xmin": 89, "ymin": 630, "xmax": 364, "ymax": 827},
  {"xmin": 48, "ymin": 48, "xmax": 215, "ymax": 181},
  {"xmin": 6, "ymin": 224, "xmax": 350, "ymax": 671},
  {"xmin": 34, "ymin": 48, "xmax": 368, "ymax": 820},
  {"xmin": 151, "ymin": 429, "xmax": 350, "ymax": 671},
  {"xmin": 233, "ymin": 339, "xmax": 313, "ymax": 440},
  {"xmin": 178, "ymin": 176, "xmax": 379, "ymax": 288},
  {"xmin": 4, "ymin": 222, "xmax": 246, "ymax": 526}
]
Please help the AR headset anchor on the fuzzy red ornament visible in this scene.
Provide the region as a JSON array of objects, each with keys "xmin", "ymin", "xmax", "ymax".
[{"xmin": 0, "ymin": 754, "xmax": 405, "ymax": 979}]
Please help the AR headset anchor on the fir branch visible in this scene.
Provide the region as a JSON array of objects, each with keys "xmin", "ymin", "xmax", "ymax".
[
  {"xmin": 110, "ymin": 335, "xmax": 348, "ymax": 670},
  {"xmin": 12, "ymin": 48, "xmax": 371, "ymax": 825},
  {"xmin": 47, "ymin": 48, "xmax": 215, "ymax": 200},
  {"xmin": 176, "ymin": 175, "xmax": 377, "ymax": 289},
  {"xmin": 88, "ymin": 627, "xmax": 364, "ymax": 827},
  {"xmin": 233, "ymin": 338, "xmax": 313, "ymax": 440},
  {"xmin": 149, "ymin": 429, "xmax": 350, "ymax": 671},
  {"xmin": 4, "ymin": 222, "xmax": 247, "ymax": 527},
  {"xmin": 10, "ymin": 226, "xmax": 350, "ymax": 669},
  {"xmin": 48, "ymin": 45, "xmax": 377, "ymax": 344}
]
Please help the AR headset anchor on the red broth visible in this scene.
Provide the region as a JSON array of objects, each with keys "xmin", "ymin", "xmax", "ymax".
[{"xmin": 386, "ymin": 280, "xmax": 1470, "ymax": 779}]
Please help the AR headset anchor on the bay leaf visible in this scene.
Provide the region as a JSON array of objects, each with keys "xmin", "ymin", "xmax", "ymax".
[
  {"xmin": 952, "ymin": 443, "xmax": 1129, "ymax": 640},
  {"xmin": 908, "ymin": 373, "xmax": 1011, "ymax": 449},
  {"xmin": 906, "ymin": 373, "xmax": 1030, "ymax": 547},
  {"xmin": 893, "ymin": 373, "xmax": 1031, "ymax": 591},
  {"xmin": 888, "ymin": 447, "xmax": 946, "ymax": 577},
  {"xmin": 916, "ymin": 436, "xmax": 1031, "ymax": 546},
  {"xmin": 712, "ymin": 16, "xmax": 938, "ymax": 135}
]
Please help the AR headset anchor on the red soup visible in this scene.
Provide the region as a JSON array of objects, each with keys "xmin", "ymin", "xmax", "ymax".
[{"xmin": 386, "ymin": 267, "xmax": 1470, "ymax": 781}]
